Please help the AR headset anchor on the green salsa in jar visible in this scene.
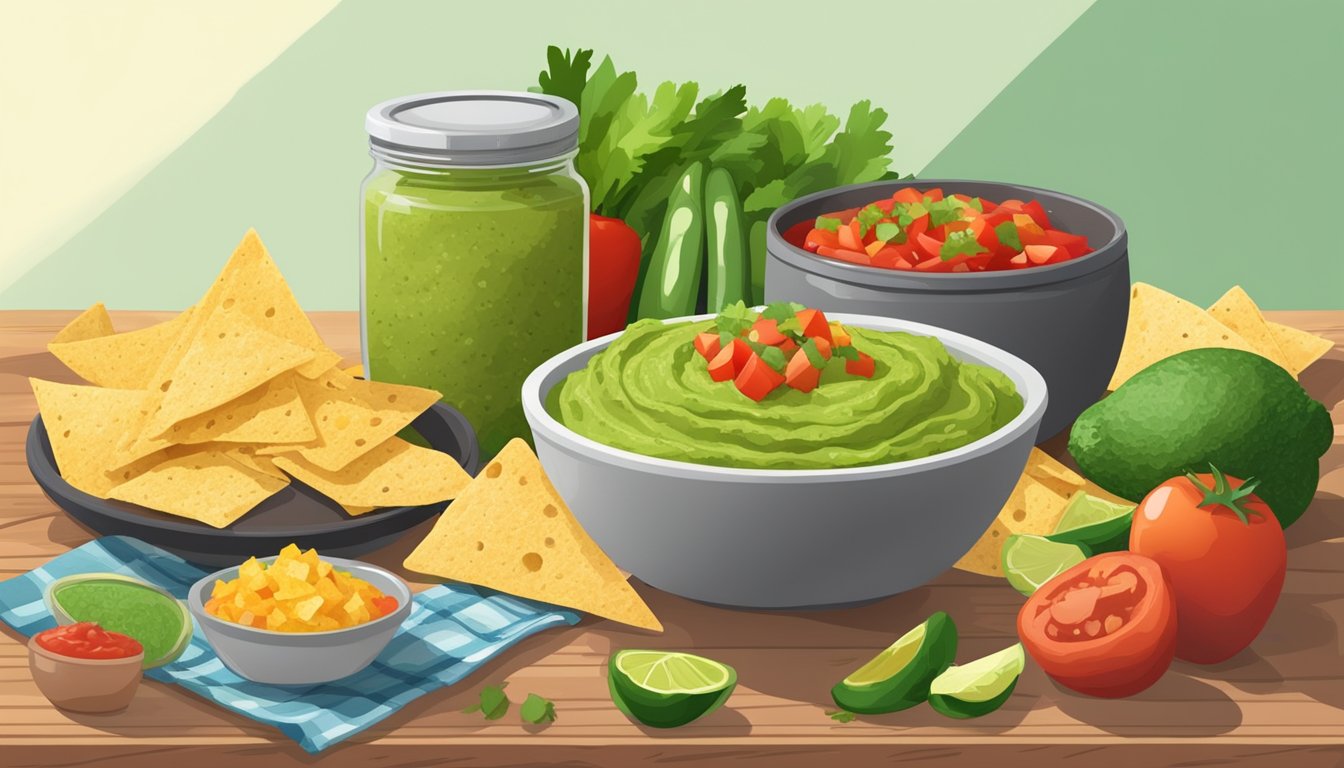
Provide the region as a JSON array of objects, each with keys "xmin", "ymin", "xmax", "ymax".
[{"xmin": 361, "ymin": 92, "xmax": 587, "ymax": 458}]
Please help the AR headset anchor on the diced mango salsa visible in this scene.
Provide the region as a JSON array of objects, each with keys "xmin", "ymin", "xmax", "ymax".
[{"xmin": 203, "ymin": 544, "xmax": 399, "ymax": 633}]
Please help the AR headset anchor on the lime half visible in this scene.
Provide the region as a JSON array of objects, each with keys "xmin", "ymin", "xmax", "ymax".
[
  {"xmin": 831, "ymin": 612, "xmax": 958, "ymax": 714},
  {"xmin": 609, "ymin": 650, "xmax": 737, "ymax": 728},
  {"xmin": 928, "ymin": 643, "xmax": 1025, "ymax": 719},
  {"xmin": 1002, "ymin": 534, "xmax": 1088, "ymax": 597},
  {"xmin": 46, "ymin": 573, "xmax": 193, "ymax": 669},
  {"xmin": 1048, "ymin": 492, "xmax": 1135, "ymax": 553}
]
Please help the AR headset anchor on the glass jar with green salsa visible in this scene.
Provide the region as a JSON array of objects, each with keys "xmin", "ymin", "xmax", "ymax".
[{"xmin": 362, "ymin": 92, "xmax": 588, "ymax": 459}]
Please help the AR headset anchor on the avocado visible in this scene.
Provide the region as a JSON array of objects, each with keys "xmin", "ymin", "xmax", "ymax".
[{"xmin": 1069, "ymin": 348, "xmax": 1331, "ymax": 528}]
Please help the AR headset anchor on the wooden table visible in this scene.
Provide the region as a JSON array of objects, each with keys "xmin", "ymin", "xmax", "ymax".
[{"xmin": 1, "ymin": 310, "xmax": 1341, "ymax": 767}]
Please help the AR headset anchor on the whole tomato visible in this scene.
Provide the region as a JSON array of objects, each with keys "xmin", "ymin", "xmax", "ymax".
[
  {"xmin": 1018, "ymin": 552, "xmax": 1177, "ymax": 698},
  {"xmin": 1129, "ymin": 466, "xmax": 1286, "ymax": 664}
]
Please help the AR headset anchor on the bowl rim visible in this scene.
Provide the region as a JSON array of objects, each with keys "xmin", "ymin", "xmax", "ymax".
[
  {"xmin": 521, "ymin": 312, "xmax": 1047, "ymax": 483},
  {"xmin": 187, "ymin": 555, "xmax": 413, "ymax": 639},
  {"xmin": 766, "ymin": 178, "xmax": 1128, "ymax": 291},
  {"xmin": 27, "ymin": 633, "xmax": 146, "ymax": 667}
]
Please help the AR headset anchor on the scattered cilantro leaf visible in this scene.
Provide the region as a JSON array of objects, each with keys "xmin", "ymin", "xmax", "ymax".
[
  {"xmin": 940, "ymin": 230, "xmax": 989, "ymax": 261},
  {"xmin": 718, "ymin": 330, "xmax": 738, "ymax": 349},
  {"xmin": 463, "ymin": 683, "xmax": 510, "ymax": 720},
  {"xmin": 969, "ymin": 197, "xmax": 985, "ymax": 212},
  {"xmin": 755, "ymin": 344, "xmax": 788, "ymax": 371},
  {"xmin": 520, "ymin": 693, "xmax": 557, "ymax": 725},
  {"xmin": 715, "ymin": 301, "xmax": 756, "ymax": 336},
  {"xmin": 834, "ymin": 344, "xmax": 860, "ymax": 361},
  {"xmin": 926, "ymin": 199, "xmax": 966, "ymax": 229},
  {"xmin": 814, "ymin": 215, "xmax": 842, "ymax": 232},
  {"xmin": 761, "ymin": 301, "xmax": 805, "ymax": 322},
  {"xmin": 776, "ymin": 315, "xmax": 802, "ymax": 336},
  {"xmin": 827, "ymin": 710, "xmax": 857, "ymax": 723},
  {"xmin": 874, "ymin": 222, "xmax": 905, "ymax": 244},
  {"xmin": 536, "ymin": 46, "xmax": 592, "ymax": 111},
  {"xmin": 855, "ymin": 204, "xmax": 885, "ymax": 235},
  {"xmin": 995, "ymin": 221, "xmax": 1023, "ymax": 251},
  {"xmin": 801, "ymin": 338, "xmax": 827, "ymax": 369}
]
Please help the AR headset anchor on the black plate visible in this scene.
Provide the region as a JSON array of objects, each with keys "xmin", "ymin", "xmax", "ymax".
[{"xmin": 26, "ymin": 403, "xmax": 480, "ymax": 566}]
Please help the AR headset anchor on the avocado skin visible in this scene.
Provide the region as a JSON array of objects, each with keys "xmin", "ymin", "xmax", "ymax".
[{"xmin": 1069, "ymin": 348, "xmax": 1331, "ymax": 528}]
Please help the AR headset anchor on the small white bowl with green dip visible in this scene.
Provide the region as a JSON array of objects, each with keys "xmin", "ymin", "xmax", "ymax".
[{"xmin": 522, "ymin": 312, "xmax": 1047, "ymax": 609}]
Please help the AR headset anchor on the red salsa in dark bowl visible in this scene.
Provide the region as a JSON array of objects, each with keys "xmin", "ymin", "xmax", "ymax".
[{"xmin": 783, "ymin": 187, "xmax": 1093, "ymax": 273}]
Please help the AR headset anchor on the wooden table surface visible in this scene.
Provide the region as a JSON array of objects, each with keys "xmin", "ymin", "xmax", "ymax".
[{"xmin": 1, "ymin": 310, "xmax": 1341, "ymax": 768}]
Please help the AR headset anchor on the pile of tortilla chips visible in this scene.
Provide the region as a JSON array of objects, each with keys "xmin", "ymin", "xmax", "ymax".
[
  {"xmin": 1109, "ymin": 283, "xmax": 1332, "ymax": 389},
  {"xmin": 34, "ymin": 229, "xmax": 470, "ymax": 528},
  {"xmin": 954, "ymin": 449, "xmax": 1128, "ymax": 576}
]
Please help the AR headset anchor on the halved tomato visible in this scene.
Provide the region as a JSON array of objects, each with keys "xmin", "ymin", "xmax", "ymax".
[
  {"xmin": 1018, "ymin": 552, "xmax": 1177, "ymax": 698},
  {"xmin": 804, "ymin": 228, "xmax": 839, "ymax": 252}
]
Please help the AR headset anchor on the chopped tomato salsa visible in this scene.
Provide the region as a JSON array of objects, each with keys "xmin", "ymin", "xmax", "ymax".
[
  {"xmin": 795, "ymin": 188, "xmax": 1093, "ymax": 272},
  {"xmin": 34, "ymin": 622, "xmax": 143, "ymax": 661},
  {"xmin": 695, "ymin": 302, "xmax": 873, "ymax": 401}
]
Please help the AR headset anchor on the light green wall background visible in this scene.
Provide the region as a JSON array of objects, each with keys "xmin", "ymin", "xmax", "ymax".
[{"xmin": 3, "ymin": 0, "xmax": 1340, "ymax": 310}]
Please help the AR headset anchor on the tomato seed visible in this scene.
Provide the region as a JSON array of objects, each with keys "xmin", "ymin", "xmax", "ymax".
[
  {"xmin": 1085, "ymin": 620, "xmax": 1101, "ymax": 637},
  {"xmin": 1105, "ymin": 615, "xmax": 1124, "ymax": 634}
]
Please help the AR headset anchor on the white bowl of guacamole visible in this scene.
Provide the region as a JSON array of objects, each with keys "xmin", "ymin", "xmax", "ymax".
[{"xmin": 522, "ymin": 313, "xmax": 1047, "ymax": 609}]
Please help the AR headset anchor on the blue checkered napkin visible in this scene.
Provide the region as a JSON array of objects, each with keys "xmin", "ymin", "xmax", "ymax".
[{"xmin": 0, "ymin": 536, "xmax": 579, "ymax": 753}]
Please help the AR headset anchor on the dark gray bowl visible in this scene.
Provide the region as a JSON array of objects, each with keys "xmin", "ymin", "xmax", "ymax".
[{"xmin": 766, "ymin": 179, "xmax": 1128, "ymax": 440}]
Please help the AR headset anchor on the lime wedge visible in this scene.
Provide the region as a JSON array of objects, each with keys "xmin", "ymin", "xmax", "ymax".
[
  {"xmin": 831, "ymin": 611, "xmax": 957, "ymax": 714},
  {"xmin": 45, "ymin": 573, "xmax": 193, "ymax": 669},
  {"xmin": 928, "ymin": 643, "xmax": 1025, "ymax": 719},
  {"xmin": 1002, "ymin": 534, "xmax": 1088, "ymax": 597},
  {"xmin": 608, "ymin": 650, "xmax": 737, "ymax": 728},
  {"xmin": 1047, "ymin": 492, "xmax": 1135, "ymax": 553}
]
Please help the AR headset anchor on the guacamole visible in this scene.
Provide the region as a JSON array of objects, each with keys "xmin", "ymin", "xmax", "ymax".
[
  {"xmin": 363, "ymin": 167, "xmax": 586, "ymax": 459},
  {"xmin": 547, "ymin": 319, "xmax": 1024, "ymax": 469}
]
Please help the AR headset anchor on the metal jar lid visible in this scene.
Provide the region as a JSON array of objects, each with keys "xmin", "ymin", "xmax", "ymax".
[{"xmin": 365, "ymin": 90, "xmax": 579, "ymax": 166}]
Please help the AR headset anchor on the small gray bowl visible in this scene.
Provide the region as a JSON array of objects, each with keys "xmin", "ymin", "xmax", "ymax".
[
  {"xmin": 766, "ymin": 178, "xmax": 1128, "ymax": 440},
  {"xmin": 187, "ymin": 556, "xmax": 412, "ymax": 685},
  {"xmin": 521, "ymin": 313, "xmax": 1046, "ymax": 609}
]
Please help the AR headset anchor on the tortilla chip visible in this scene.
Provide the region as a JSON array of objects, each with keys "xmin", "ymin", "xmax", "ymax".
[
  {"xmin": 343, "ymin": 364, "xmax": 364, "ymax": 378},
  {"xmin": 1207, "ymin": 286, "xmax": 1292, "ymax": 372},
  {"xmin": 51, "ymin": 303, "xmax": 114, "ymax": 344},
  {"xmin": 341, "ymin": 504, "xmax": 378, "ymax": 516},
  {"xmin": 193, "ymin": 229, "xmax": 340, "ymax": 378},
  {"xmin": 107, "ymin": 450, "xmax": 287, "ymax": 528},
  {"xmin": 29, "ymin": 379, "xmax": 159, "ymax": 498},
  {"xmin": 257, "ymin": 370, "xmax": 441, "ymax": 471},
  {"xmin": 48, "ymin": 309, "xmax": 194, "ymax": 389},
  {"xmin": 162, "ymin": 374, "xmax": 315, "ymax": 446},
  {"xmin": 1108, "ymin": 283, "xmax": 1256, "ymax": 389},
  {"xmin": 222, "ymin": 446, "xmax": 288, "ymax": 480},
  {"xmin": 403, "ymin": 438, "xmax": 662, "ymax": 632},
  {"xmin": 1268, "ymin": 321, "xmax": 1333, "ymax": 376},
  {"xmin": 271, "ymin": 437, "xmax": 470, "ymax": 507},
  {"xmin": 954, "ymin": 449, "xmax": 1126, "ymax": 576},
  {"xmin": 140, "ymin": 307, "xmax": 315, "ymax": 440}
]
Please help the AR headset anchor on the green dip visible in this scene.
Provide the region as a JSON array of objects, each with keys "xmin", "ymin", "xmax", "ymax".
[
  {"xmin": 363, "ymin": 167, "xmax": 586, "ymax": 458},
  {"xmin": 547, "ymin": 319, "xmax": 1024, "ymax": 469},
  {"xmin": 52, "ymin": 580, "xmax": 189, "ymax": 667}
]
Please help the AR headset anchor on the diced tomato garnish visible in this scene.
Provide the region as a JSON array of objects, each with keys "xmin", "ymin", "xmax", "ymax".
[
  {"xmin": 846, "ymin": 352, "xmax": 876, "ymax": 378},
  {"xmin": 372, "ymin": 596, "xmax": 399, "ymax": 618},
  {"xmin": 830, "ymin": 323, "xmax": 852, "ymax": 347},
  {"xmin": 708, "ymin": 338, "xmax": 752, "ymax": 381},
  {"xmin": 778, "ymin": 338, "xmax": 798, "ymax": 356},
  {"xmin": 734, "ymin": 353, "xmax": 786, "ymax": 401},
  {"xmin": 693, "ymin": 332, "xmax": 722, "ymax": 361},
  {"xmin": 922, "ymin": 188, "xmax": 944, "ymax": 202},
  {"xmin": 784, "ymin": 349, "xmax": 821, "ymax": 393},
  {"xmin": 804, "ymin": 228, "xmax": 839, "ymax": 252},
  {"xmin": 1040, "ymin": 228, "xmax": 1090, "ymax": 257},
  {"xmin": 748, "ymin": 317, "xmax": 788, "ymax": 346},
  {"xmin": 1021, "ymin": 200, "xmax": 1052, "ymax": 229},
  {"xmin": 916, "ymin": 232, "xmax": 945, "ymax": 260},
  {"xmin": 816, "ymin": 245, "xmax": 871, "ymax": 266},
  {"xmin": 1025, "ymin": 244, "xmax": 1068, "ymax": 265},
  {"xmin": 795, "ymin": 309, "xmax": 832, "ymax": 343},
  {"xmin": 892, "ymin": 187, "xmax": 923, "ymax": 204},
  {"xmin": 837, "ymin": 219, "xmax": 864, "ymax": 251}
]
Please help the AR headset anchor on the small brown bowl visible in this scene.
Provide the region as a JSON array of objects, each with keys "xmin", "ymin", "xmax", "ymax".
[{"xmin": 28, "ymin": 636, "xmax": 144, "ymax": 713}]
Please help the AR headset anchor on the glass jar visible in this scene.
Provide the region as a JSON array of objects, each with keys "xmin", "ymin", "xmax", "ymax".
[{"xmin": 361, "ymin": 92, "xmax": 587, "ymax": 459}]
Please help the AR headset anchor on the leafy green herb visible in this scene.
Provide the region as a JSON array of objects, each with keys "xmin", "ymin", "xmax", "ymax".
[
  {"xmin": 776, "ymin": 315, "xmax": 802, "ymax": 336},
  {"xmin": 520, "ymin": 693, "xmax": 557, "ymax": 725},
  {"xmin": 814, "ymin": 216, "xmax": 842, "ymax": 232},
  {"xmin": 874, "ymin": 222, "xmax": 905, "ymax": 244},
  {"xmin": 969, "ymin": 197, "xmax": 986, "ymax": 212},
  {"xmin": 717, "ymin": 330, "xmax": 738, "ymax": 349},
  {"xmin": 715, "ymin": 301, "xmax": 756, "ymax": 336},
  {"xmin": 536, "ymin": 46, "xmax": 592, "ymax": 113},
  {"xmin": 995, "ymin": 221, "xmax": 1023, "ymax": 252},
  {"xmin": 833, "ymin": 344, "xmax": 860, "ymax": 361},
  {"xmin": 463, "ymin": 683, "xmax": 510, "ymax": 721},
  {"xmin": 755, "ymin": 344, "xmax": 788, "ymax": 371},
  {"xmin": 827, "ymin": 710, "xmax": 857, "ymax": 723},
  {"xmin": 760, "ymin": 301, "xmax": 806, "ymax": 322},
  {"xmin": 940, "ymin": 230, "xmax": 989, "ymax": 261},
  {"xmin": 927, "ymin": 199, "xmax": 967, "ymax": 229},
  {"xmin": 855, "ymin": 204, "xmax": 885, "ymax": 236},
  {"xmin": 801, "ymin": 338, "xmax": 827, "ymax": 369}
]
